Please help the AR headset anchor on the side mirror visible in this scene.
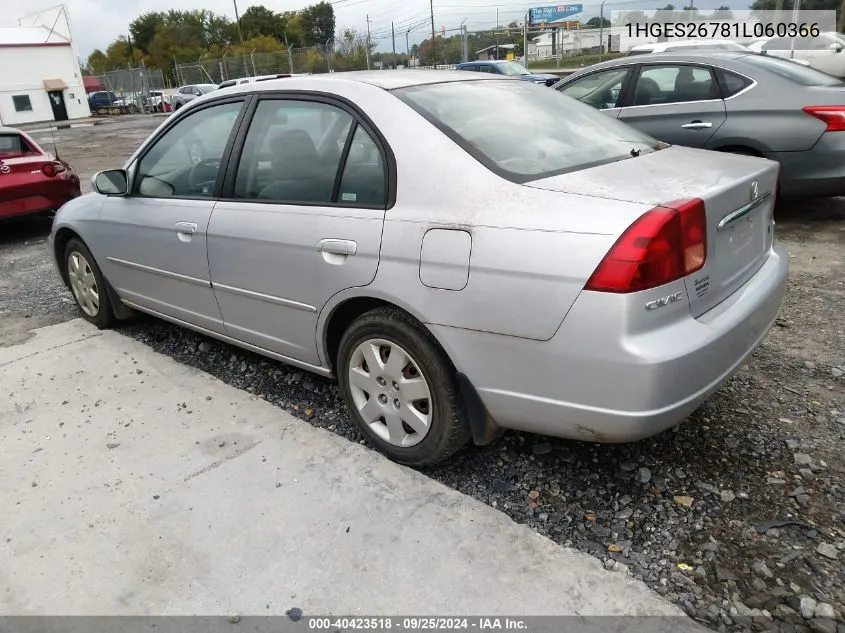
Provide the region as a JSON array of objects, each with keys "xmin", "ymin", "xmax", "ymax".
[
  {"xmin": 92, "ymin": 169, "xmax": 129, "ymax": 196},
  {"xmin": 832, "ymin": 43, "xmax": 844, "ymax": 52}
]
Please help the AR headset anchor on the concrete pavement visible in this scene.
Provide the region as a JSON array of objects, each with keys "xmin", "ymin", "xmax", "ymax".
[{"xmin": 0, "ymin": 320, "xmax": 697, "ymax": 624}]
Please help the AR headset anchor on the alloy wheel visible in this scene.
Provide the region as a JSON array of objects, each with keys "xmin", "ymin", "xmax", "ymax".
[
  {"xmin": 67, "ymin": 251, "xmax": 100, "ymax": 317},
  {"xmin": 347, "ymin": 338, "xmax": 433, "ymax": 448}
]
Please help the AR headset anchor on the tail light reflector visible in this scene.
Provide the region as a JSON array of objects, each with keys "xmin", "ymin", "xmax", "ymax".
[
  {"xmin": 803, "ymin": 106, "xmax": 845, "ymax": 132},
  {"xmin": 585, "ymin": 198, "xmax": 707, "ymax": 294},
  {"xmin": 41, "ymin": 162, "xmax": 66, "ymax": 178}
]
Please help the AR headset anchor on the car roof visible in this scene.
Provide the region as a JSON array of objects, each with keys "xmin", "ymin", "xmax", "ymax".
[
  {"xmin": 218, "ymin": 69, "xmax": 508, "ymax": 93},
  {"xmin": 0, "ymin": 125, "xmax": 21, "ymax": 134},
  {"xmin": 631, "ymin": 39, "xmax": 742, "ymax": 50}
]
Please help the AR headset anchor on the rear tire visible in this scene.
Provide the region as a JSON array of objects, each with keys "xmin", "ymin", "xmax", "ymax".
[
  {"xmin": 337, "ymin": 307, "xmax": 470, "ymax": 467},
  {"xmin": 63, "ymin": 238, "xmax": 115, "ymax": 329}
]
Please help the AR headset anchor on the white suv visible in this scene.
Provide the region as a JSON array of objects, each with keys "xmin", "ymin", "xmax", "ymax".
[{"xmin": 747, "ymin": 32, "xmax": 845, "ymax": 77}]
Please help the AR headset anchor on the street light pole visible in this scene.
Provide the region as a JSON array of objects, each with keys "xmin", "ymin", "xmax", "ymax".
[
  {"xmin": 233, "ymin": 0, "xmax": 243, "ymax": 44},
  {"xmin": 599, "ymin": 0, "xmax": 607, "ymax": 62}
]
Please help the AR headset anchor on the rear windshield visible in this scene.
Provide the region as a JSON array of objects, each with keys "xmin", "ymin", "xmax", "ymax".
[
  {"xmin": 743, "ymin": 53, "xmax": 844, "ymax": 85},
  {"xmin": 394, "ymin": 79, "xmax": 662, "ymax": 182},
  {"xmin": 626, "ymin": 49, "xmax": 651, "ymax": 55},
  {"xmin": 0, "ymin": 134, "xmax": 34, "ymax": 158}
]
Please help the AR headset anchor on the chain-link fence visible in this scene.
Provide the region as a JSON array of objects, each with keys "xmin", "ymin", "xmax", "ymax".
[
  {"xmin": 92, "ymin": 66, "xmax": 167, "ymax": 113},
  {"xmin": 175, "ymin": 46, "xmax": 353, "ymax": 85}
]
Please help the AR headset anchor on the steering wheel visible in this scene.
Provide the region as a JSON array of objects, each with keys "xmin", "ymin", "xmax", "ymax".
[{"xmin": 188, "ymin": 158, "xmax": 220, "ymax": 193}]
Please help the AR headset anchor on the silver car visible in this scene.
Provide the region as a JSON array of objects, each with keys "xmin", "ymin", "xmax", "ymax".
[
  {"xmin": 554, "ymin": 51, "xmax": 845, "ymax": 198},
  {"xmin": 172, "ymin": 84, "xmax": 218, "ymax": 110},
  {"xmin": 49, "ymin": 71, "xmax": 788, "ymax": 466}
]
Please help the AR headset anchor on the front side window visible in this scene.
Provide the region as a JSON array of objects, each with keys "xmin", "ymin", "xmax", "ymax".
[
  {"xmin": 559, "ymin": 67, "xmax": 629, "ymax": 110},
  {"xmin": 633, "ymin": 65, "xmax": 716, "ymax": 106},
  {"xmin": 396, "ymin": 79, "xmax": 662, "ymax": 183},
  {"xmin": 135, "ymin": 101, "xmax": 243, "ymax": 198},
  {"xmin": 233, "ymin": 99, "xmax": 353, "ymax": 204}
]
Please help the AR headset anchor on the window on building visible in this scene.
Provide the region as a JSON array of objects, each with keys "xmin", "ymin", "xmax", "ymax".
[{"xmin": 12, "ymin": 95, "xmax": 33, "ymax": 112}]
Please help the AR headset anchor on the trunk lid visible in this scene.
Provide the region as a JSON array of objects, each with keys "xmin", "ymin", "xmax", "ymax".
[{"xmin": 526, "ymin": 145, "xmax": 778, "ymax": 318}]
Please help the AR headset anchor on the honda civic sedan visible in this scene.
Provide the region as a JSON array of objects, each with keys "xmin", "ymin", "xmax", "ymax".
[{"xmin": 49, "ymin": 71, "xmax": 788, "ymax": 466}]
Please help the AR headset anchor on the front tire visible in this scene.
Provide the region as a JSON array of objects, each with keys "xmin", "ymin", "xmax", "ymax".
[
  {"xmin": 64, "ymin": 238, "xmax": 115, "ymax": 329},
  {"xmin": 337, "ymin": 307, "xmax": 470, "ymax": 467}
]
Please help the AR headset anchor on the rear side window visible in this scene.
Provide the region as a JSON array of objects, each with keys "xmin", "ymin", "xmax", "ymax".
[
  {"xmin": 742, "ymin": 53, "xmax": 844, "ymax": 86},
  {"xmin": 395, "ymin": 80, "xmax": 662, "ymax": 183},
  {"xmin": 716, "ymin": 68, "xmax": 753, "ymax": 97}
]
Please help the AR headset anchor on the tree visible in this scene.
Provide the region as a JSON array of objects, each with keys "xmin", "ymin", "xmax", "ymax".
[
  {"xmin": 129, "ymin": 12, "xmax": 165, "ymax": 54},
  {"xmin": 709, "ymin": 6, "xmax": 734, "ymax": 19},
  {"xmin": 240, "ymin": 5, "xmax": 284, "ymax": 40},
  {"xmin": 231, "ymin": 35, "xmax": 284, "ymax": 56},
  {"xmin": 299, "ymin": 1, "xmax": 335, "ymax": 46},
  {"xmin": 87, "ymin": 49, "xmax": 108, "ymax": 75},
  {"xmin": 586, "ymin": 16, "xmax": 612, "ymax": 27}
]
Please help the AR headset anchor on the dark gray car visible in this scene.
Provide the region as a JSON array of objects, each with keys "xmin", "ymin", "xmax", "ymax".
[{"xmin": 553, "ymin": 52, "xmax": 845, "ymax": 198}]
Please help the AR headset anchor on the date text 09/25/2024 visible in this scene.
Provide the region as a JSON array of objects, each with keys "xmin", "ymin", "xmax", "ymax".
[
  {"xmin": 308, "ymin": 618, "xmax": 528, "ymax": 630},
  {"xmin": 625, "ymin": 21, "xmax": 820, "ymax": 39}
]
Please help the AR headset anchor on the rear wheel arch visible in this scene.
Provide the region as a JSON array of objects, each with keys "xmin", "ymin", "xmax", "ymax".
[
  {"xmin": 322, "ymin": 296, "xmax": 499, "ymax": 449},
  {"xmin": 53, "ymin": 227, "xmax": 82, "ymax": 287}
]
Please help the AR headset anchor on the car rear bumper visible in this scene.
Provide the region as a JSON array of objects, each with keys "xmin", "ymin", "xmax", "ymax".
[
  {"xmin": 430, "ymin": 244, "xmax": 789, "ymax": 443},
  {"xmin": 771, "ymin": 133, "xmax": 845, "ymax": 197},
  {"xmin": 0, "ymin": 178, "xmax": 80, "ymax": 219}
]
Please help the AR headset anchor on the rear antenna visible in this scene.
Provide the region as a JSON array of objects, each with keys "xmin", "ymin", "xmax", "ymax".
[{"xmin": 49, "ymin": 123, "xmax": 60, "ymax": 160}]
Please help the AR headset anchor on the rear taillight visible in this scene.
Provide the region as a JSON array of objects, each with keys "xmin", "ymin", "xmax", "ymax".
[
  {"xmin": 41, "ymin": 162, "xmax": 66, "ymax": 178},
  {"xmin": 585, "ymin": 198, "xmax": 707, "ymax": 294},
  {"xmin": 803, "ymin": 106, "xmax": 845, "ymax": 132}
]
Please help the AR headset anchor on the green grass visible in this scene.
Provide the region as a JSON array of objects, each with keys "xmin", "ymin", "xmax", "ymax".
[{"xmin": 527, "ymin": 52, "xmax": 624, "ymax": 70}]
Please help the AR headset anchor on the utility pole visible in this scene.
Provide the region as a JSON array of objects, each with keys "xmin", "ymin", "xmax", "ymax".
[
  {"xmin": 406, "ymin": 28, "xmax": 411, "ymax": 57},
  {"xmin": 838, "ymin": 0, "xmax": 845, "ymax": 33},
  {"xmin": 599, "ymin": 0, "xmax": 607, "ymax": 61},
  {"xmin": 523, "ymin": 13, "xmax": 528, "ymax": 64},
  {"xmin": 233, "ymin": 0, "xmax": 243, "ymax": 44},
  {"xmin": 496, "ymin": 8, "xmax": 500, "ymax": 60},
  {"xmin": 392, "ymin": 21, "xmax": 396, "ymax": 69},
  {"xmin": 429, "ymin": 0, "xmax": 436, "ymax": 66},
  {"xmin": 365, "ymin": 15, "xmax": 372, "ymax": 69},
  {"xmin": 774, "ymin": 0, "xmax": 784, "ymax": 22},
  {"xmin": 126, "ymin": 32, "xmax": 135, "ymax": 67}
]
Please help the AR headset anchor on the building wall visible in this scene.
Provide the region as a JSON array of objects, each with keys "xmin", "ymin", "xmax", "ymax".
[{"xmin": 0, "ymin": 44, "xmax": 91, "ymax": 125}]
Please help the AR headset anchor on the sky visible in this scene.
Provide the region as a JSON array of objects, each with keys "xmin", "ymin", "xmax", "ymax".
[{"xmin": 8, "ymin": 0, "xmax": 742, "ymax": 59}]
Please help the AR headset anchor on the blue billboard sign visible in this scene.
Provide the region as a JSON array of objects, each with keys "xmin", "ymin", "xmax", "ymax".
[{"xmin": 528, "ymin": 4, "xmax": 584, "ymax": 25}]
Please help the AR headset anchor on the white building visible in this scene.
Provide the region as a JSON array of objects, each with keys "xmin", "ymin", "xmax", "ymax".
[{"xmin": 0, "ymin": 4, "xmax": 90, "ymax": 126}]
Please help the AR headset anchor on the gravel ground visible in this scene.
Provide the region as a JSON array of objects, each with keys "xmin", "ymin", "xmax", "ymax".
[{"xmin": 1, "ymin": 118, "xmax": 843, "ymax": 631}]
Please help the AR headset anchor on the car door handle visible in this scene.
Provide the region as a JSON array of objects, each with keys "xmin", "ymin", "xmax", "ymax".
[
  {"xmin": 681, "ymin": 121, "xmax": 713, "ymax": 129},
  {"xmin": 318, "ymin": 239, "xmax": 357, "ymax": 256},
  {"xmin": 175, "ymin": 222, "xmax": 197, "ymax": 234}
]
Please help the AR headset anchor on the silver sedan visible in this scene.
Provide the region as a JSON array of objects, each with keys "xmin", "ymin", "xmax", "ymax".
[
  {"xmin": 554, "ymin": 51, "xmax": 845, "ymax": 198},
  {"xmin": 49, "ymin": 71, "xmax": 788, "ymax": 466}
]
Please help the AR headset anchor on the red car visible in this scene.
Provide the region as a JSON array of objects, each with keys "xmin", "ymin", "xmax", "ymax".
[{"xmin": 0, "ymin": 126, "xmax": 81, "ymax": 220}]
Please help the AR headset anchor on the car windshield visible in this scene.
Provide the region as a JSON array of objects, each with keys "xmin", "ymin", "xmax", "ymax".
[
  {"xmin": 494, "ymin": 61, "xmax": 530, "ymax": 76},
  {"xmin": 395, "ymin": 80, "xmax": 662, "ymax": 183},
  {"xmin": 626, "ymin": 49, "xmax": 651, "ymax": 55},
  {"xmin": 0, "ymin": 133, "xmax": 35, "ymax": 158},
  {"xmin": 742, "ymin": 53, "xmax": 844, "ymax": 85}
]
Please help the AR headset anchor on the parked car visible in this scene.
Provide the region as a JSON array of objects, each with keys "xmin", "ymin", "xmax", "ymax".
[
  {"xmin": 625, "ymin": 40, "xmax": 750, "ymax": 55},
  {"xmin": 217, "ymin": 74, "xmax": 302, "ymax": 89},
  {"xmin": 554, "ymin": 51, "xmax": 845, "ymax": 198},
  {"xmin": 50, "ymin": 71, "xmax": 787, "ymax": 466},
  {"xmin": 0, "ymin": 126, "xmax": 81, "ymax": 220},
  {"xmin": 171, "ymin": 84, "xmax": 218, "ymax": 110},
  {"xmin": 87, "ymin": 91, "xmax": 119, "ymax": 110},
  {"xmin": 455, "ymin": 60, "xmax": 560, "ymax": 86},
  {"xmin": 747, "ymin": 32, "xmax": 845, "ymax": 77}
]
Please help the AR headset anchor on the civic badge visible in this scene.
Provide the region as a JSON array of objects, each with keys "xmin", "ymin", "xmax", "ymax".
[{"xmin": 750, "ymin": 180, "xmax": 759, "ymax": 202}]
